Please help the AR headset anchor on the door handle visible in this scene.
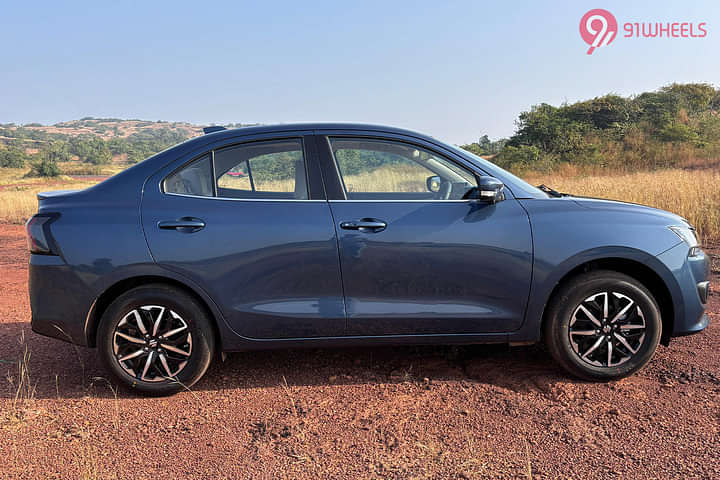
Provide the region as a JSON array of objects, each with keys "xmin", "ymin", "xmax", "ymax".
[
  {"xmin": 158, "ymin": 218, "xmax": 206, "ymax": 232},
  {"xmin": 340, "ymin": 219, "xmax": 387, "ymax": 232}
]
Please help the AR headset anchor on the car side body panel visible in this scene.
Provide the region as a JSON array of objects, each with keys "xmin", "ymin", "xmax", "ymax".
[{"xmin": 327, "ymin": 199, "xmax": 533, "ymax": 335}]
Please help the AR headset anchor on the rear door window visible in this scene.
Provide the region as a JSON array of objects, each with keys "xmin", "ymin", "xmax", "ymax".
[
  {"xmin": 214, "ymin": 139, "xmax": 307, "ymax": 200},
  {"xmin": 163, "ymin": 139, "xmax": 309, "ymax": 200},
  {"xmin": 164, "ymin": 154, "xmax": 213, "ymax": 197}
]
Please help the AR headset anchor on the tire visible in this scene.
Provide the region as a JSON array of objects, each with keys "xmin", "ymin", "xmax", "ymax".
[
  {"xmin": 543, "ymin": 270, "xmax": 661, "ymax": 381},
  {"xmin": 97, "ymin": 284, "xmax": 215, "ymax": 395}
]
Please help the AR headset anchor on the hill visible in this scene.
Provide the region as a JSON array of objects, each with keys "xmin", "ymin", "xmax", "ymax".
[
  {"xmin": 462, "ymin": 82, "xmax": 720, "ymax": 173},
  {"xmin": 0, "ymin": 118, "xmax": 255, "ymax": 169}
]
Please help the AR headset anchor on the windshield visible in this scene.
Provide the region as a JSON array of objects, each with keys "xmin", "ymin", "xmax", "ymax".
[{"xmin": 446, "ymin": 144, "xmax": 547, "ymax": 198}]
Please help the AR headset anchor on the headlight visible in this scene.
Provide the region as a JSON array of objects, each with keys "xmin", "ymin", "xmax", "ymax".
[{"xmin": 668, "ymin": 225, "xmax": 700, "ymax": 254}]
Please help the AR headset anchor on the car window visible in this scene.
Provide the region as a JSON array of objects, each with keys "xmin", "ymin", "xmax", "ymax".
[
  {"xmin": 214, "ymin": 139, "xmax": 308, "ymax": 200},
  {"xmin": 164, "ymin": 154, "xmax": 214, "ymax": 197},
  {"xmin": 329, "ymin": 138, "xmax": 476, "ymax": 200},
  {"xmin": 163, "ymin": 139, "xmax": 308, "ymax": 200}
]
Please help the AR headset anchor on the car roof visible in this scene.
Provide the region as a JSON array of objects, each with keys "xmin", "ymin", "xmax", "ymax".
[{"xmin": 199, "ymin": 123, "xmax": 437, "ymax": 142}]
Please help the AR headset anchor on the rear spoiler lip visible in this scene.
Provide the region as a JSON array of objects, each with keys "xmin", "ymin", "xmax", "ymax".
[{"xmin": 37, "ymin": 189, "xmax": 83, "ymax": 201}]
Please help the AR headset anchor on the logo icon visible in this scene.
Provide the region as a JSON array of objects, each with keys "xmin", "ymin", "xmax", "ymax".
[{"xmin": 580, "ymin": 9, "xmax": 618, "ymax": 54}]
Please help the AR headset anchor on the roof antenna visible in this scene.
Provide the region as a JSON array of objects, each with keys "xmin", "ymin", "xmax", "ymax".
[{"xmin": 203, "ymin": 126, "xmax": 227, "ymax": 134}]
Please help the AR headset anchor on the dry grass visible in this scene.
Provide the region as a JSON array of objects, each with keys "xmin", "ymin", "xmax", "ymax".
[
  {"xmin": 524, "ymin": 168, "xmax": 720, "ymax": 243},
  {"xmin": 0, "ymin": 182, "xmax": 98, "ymax": 223},
  {"xmin": 0, "ymin": 163, "xmax": 121, "ymax": 185},
  {"xmin": 343, "ymin": 164, "xmax": 428, "ymax": 193},
  {"xmin": 3, "ymin": 331, "xmax": 36, "ymax": 425},
  {"xmin": 58, "ymin": 162, "xmax": 124, "ymax": 176},
  {"xmin": 218, "ymin": 175, "xmax": 295, "ymax": 192},
  {"xmin": 0, "ymin": 164, "xmax": 120, "ymax": 223},
  {"xmin": 0, "ymin": 168, "xmax": 68, "ymax": 186},
  {"xmin": 219, "ymin": 164, "xmax": 429, "ymax": 194}
]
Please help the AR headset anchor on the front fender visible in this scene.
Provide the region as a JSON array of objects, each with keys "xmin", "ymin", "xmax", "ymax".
[{"xmin": 509, "ymin": 245, "xmax": 683, "ymax": 343}]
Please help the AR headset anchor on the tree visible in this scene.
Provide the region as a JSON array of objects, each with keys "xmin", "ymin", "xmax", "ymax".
[
  {"xmin": 29, "ymin": 154, "xmax": 61, "ymax": 177},
  {"xmin": 68, "ymin": 136, "xmax": 112, "ymax": 164},
  {"xmin": 460, "ymin": 135, "xmax": 507, "ymax": 156},
  {"xmin": 494, "ymin": 145, "xmax": 542, "ymax": 170},
  {"xmin": 566, "ymin": 94, "xmax": 633, "ymax": 130},
  {"xmin": 43, "ymin": 141, "xmax": 72, "ymax": 163},
  {"xmin": 660, "ymin": 83, "xmax": 716, "ymax": 113},
  {"xmin": 0, "ymin": 146, "xmax": 28, "ymax": 168},
  {"xmin": 28, "ymin": 142, "xmax": 67, "ymax": 176},
  {"xmin": 658, "ymin": 123, "xmax": 699, "ymax": 143}
]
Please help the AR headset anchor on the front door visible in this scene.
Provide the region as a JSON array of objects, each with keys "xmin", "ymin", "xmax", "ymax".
[
  {"xmin": 318, "ymin": 135, "xmax": 533, "ymax": 336},
  {"xmin": 142, "ymin": 135, "xmax": 346, "ymax": 339}
]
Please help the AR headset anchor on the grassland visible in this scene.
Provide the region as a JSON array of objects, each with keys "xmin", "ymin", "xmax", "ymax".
[
  {"xmin": 524, "ymin": 168, "xmax": 720, "ymax": 244},
  {"xmin": 0, "ymin": 164, "xmax": 122, "ymax": 224}
]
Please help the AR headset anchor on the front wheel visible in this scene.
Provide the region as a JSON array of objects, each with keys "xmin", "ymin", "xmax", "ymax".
[
  {"xmin": 544, "ymin": 270, "xmax": 662, "ymax": 381},
  {"xmin": 97, "ymin": 284, "xmax": 215, "ymax": 395}
]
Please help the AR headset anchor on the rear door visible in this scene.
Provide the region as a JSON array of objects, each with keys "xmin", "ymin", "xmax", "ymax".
[
  {"xmin": 142, "ymin": 133, "xmax": 346, "ymax": 339},
  {"xmin": 316, "ymin": 132, "xmax": 533, "ymax": 336}
]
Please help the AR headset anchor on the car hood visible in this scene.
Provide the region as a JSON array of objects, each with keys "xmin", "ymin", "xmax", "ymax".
[{"xmin": 571, "ymin": 196, "xmax": 688, "ymax": 226}]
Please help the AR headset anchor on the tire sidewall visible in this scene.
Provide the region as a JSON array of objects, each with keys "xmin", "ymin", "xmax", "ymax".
[
  {"xmin": 97, "ymin": 285, "xmax": 214, "ymax": 395},
  {"xmin": 548, "ymin": 273, "xmax": 661, "ymax": 380}
]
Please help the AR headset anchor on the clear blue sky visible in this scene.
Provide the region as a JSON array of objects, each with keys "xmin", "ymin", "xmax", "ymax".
[{"xmin": 1, "ymin": 0, "xmax": 718, "ymax": 144}]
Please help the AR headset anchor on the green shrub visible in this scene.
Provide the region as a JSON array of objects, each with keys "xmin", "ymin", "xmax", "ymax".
[
  {"xmin": 29, "ymin": 155, "xmax": 61, "ymax": 177},
  {"xmin": 466, "ymin": 82, "xmax": 720, "ymax": 175},
  {"xmin": 0, "ymin": 146, "xmax": 27, "ymax": 168},
  {"xmin": 27, "ymin": 142, "xmax": 68, "ymax": 177},
  {"xmin": 658, "ymin": 123, "xmax": 699, "ymax": 143}
]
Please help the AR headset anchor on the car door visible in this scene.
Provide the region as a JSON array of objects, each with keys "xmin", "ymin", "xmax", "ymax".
[
  {"xmin": 316, "ymin": 133, "xmax": 533, "ymax": 336},
  {"xmin": 141, "ymin": 133, "xmax": 346, "ymax": 339}
]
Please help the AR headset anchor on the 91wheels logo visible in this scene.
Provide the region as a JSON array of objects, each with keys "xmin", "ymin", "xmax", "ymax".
[
  {"xmin": 580, "ymin": 8, "xmax": 708, "ymax": 55},
  {"xmin": 580, "ymin": 9, "xmax": 617, "ymax": 54}
]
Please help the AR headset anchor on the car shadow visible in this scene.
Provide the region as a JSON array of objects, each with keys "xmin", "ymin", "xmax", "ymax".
[{"xmin": 0, "ymin": 321, "xmax": 580, "ymax": 400}]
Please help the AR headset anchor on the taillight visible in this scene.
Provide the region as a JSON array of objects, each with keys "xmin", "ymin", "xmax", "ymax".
[{"xmin": 25, "ymin": 213, "xmax": 59, "ymax": 255}]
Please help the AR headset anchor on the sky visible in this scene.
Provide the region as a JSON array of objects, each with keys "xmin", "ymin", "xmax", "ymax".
[{"xmin": 1, "ymin": 0, "xmax": 719, "ymax": 144}]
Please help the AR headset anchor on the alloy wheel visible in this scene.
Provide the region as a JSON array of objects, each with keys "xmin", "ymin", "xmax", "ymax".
[
  {"xmin": 112, "ymin": 305, "xmax": 193, "ymax": 382},
  {"xmin": 569, "ymin": 291, "xmax": 646, "ymax": 367}
]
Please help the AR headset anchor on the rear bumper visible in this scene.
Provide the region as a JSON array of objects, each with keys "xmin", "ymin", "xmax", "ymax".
[
  {"xmin": 29, "ymin": 254, "xmax": 94, "ymax": 346},
  {"xmin": 655, "ymin": 243, "xmax": 711, "ymax": 337}
]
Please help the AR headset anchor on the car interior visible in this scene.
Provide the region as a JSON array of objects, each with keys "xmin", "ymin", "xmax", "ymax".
[{"xmin": 329, "ymin": 138, "xmax": 477, "ymax": 201}]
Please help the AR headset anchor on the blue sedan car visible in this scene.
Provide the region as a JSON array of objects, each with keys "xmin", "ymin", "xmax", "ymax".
[{"xmin": 27, "ymin": 124, "xmax": 710, "ymax": 394}]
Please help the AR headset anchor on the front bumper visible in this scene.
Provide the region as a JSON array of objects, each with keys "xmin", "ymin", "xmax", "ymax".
[{"xmin": 654, "ymin": 242, "xmax": 711, "ymax": 337}]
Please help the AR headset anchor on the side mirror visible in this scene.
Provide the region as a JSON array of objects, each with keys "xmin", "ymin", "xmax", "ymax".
[
  {"xmin": 467, "ymin": 176, "xmax": 505, "ymax": 204},
  {"xmin": 426, "ymin": 175, "xmax": 441, "ymax": 193}
]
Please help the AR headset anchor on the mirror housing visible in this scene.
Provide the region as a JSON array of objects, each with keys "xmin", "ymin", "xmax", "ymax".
[
  {"xmin": 426, "ymin": 175, "xmax": 441, "ymax": 193},
  {"xmin": 467, "ymin": 176, "xmax": 505, "ymax": 204}
]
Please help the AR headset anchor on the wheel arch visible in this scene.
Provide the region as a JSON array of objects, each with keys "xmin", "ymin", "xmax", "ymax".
[
  {"xmin": 84, "ymin": 274, "xmax": 225, "ymax": 349},
  {"xmin": 539, "ymin": 256, "xmax": 678, "ymax": 345}
]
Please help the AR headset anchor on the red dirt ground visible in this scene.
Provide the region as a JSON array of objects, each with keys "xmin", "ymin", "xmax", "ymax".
[{"xmin": 0, "ymin": 224, "xmax": 718, "ymax": 479}]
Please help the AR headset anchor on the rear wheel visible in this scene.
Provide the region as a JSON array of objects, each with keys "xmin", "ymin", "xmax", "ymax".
[
  {"xmin": 97, "ymin": 284, "xmax": 215, "ymax": 395},
  {"xmin": 544, "ymin": 271, "xmax": 661, "ymax": 380}
]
